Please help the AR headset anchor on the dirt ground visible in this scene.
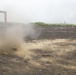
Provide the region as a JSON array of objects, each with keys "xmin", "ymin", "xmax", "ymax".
[{"xmin": 0, "ymin": 26, "xmax": 76, "ymax": 75}]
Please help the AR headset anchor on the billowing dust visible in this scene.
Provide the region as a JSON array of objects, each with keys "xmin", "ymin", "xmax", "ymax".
[{"xmin": 0, "ymin": 24, "xmax": 39, "ymax": 57}]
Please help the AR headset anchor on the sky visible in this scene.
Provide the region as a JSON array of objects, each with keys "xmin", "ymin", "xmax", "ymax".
[{"xmin": 0, "ymin": 0, "xmax": 76, "ymax": 24}]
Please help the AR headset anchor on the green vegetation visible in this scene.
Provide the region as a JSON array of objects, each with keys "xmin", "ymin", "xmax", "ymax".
[
  {"xmin": 35, "ymin": 22, "xmax": 48, "ymax": 26},
  {"xmin": 34, "ymin": 22, "xmax": 76, "ymax": 27}
]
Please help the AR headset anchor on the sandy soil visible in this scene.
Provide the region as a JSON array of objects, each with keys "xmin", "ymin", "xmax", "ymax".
[{"xmin": 0, "ymin": 26, "xmax": 76, "ymax": 75}]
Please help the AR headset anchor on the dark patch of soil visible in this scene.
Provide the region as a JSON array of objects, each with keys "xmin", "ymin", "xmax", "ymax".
[{"xmin": 35, "ymin": 26, "xmax": 76, "ymax": 39}]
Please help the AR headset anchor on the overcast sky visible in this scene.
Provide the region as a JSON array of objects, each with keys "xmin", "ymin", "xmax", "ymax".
[{"xmin": 0, "ymin": 0, "xmax": 76, "ymax": 24}]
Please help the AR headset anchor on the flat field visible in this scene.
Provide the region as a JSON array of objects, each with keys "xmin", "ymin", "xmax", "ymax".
[{"xmin": 0, "ymin": 25, "xmax": 76, "ymax": 75}]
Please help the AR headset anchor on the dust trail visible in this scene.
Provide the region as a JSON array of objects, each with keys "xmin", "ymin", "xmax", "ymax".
[{"xmin": 0, "ymin": 23, "xmax": 39, "ymax": 56}]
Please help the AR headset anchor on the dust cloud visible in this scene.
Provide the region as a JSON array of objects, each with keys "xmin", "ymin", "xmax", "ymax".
[{"xmin": 0, "ymin": 23, "xmax": 39, "ymax": 56}]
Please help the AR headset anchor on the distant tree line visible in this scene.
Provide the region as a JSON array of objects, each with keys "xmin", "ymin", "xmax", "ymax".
[{"xmin": 33, "ymin": 22, "xmax": 76, "ymax": 26}]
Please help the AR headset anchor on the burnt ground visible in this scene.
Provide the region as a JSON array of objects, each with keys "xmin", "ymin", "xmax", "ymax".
[{"xmin": 0, "ymin": 26, "xmax": 76, "ymax": 75}]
